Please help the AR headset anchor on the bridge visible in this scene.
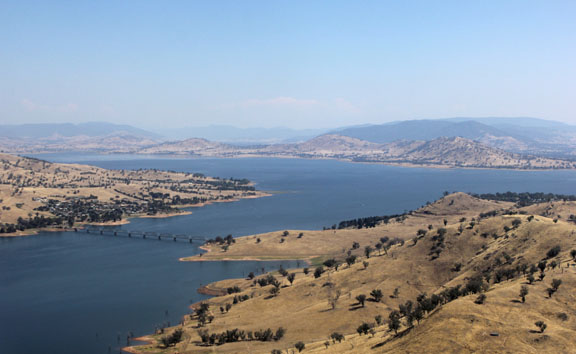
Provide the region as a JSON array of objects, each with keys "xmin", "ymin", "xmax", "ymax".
[{"xmin": 76, "ymin": 226, "xmax": 207, "ymax": 243}]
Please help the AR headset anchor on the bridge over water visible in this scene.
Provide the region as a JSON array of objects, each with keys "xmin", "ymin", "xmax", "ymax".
[{"xmin": 77, "ymin": 226, "xmax": 207, "ymax": 243}]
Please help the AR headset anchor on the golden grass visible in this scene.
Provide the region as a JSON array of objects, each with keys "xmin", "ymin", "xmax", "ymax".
[{"xmin": 128, "ymin": 193, "xmax": 576, "ymax": 353}]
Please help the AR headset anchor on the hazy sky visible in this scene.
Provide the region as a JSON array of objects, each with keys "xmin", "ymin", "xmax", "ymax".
[{"xmin": 1, "ymin": 1, "xmax": 575, "ymax": 129}]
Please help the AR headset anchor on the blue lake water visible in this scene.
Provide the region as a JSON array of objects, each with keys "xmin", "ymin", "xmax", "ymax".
[{"xmin": 2, "ymin": 155, "xmax": 576, "ymax": 354}]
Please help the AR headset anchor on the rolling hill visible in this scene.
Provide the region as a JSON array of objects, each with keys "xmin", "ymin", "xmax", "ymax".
[{"xmin": 129, "ymin": 192, "xmax": 576, "ymax": 353}]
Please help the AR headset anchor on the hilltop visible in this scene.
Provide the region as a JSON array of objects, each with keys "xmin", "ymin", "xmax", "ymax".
[
  {"xmin": 0, "ymin": 153, "xmax": 267, "ymax": 235},
  {"xmin": 333, "ymin": 118, "xmax": 576, "ymax": 156},
  {"xmin": 129, "ymin": 192, "xmax": 576, "ymax": 353}
]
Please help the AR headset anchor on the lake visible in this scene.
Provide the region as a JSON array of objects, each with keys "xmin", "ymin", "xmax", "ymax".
[{"xmin": 2, "ymin": 155, "xmax": 576, "ymax": 354}]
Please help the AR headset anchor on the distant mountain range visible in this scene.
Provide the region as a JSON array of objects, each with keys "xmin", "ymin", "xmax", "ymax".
[
  {"xmin": 155, "ymin": 125, "xmax": 325, "ymax": 144},
  {"xmin": 0, "ymin": 122, "xmax": 160, "ymax": 139},
  {"xmin": 0, "ymin": 122, "xmax": 160, "ymax": 153},
  {"xmin": 2, "ymin": 118, "xmax": 576, "ymax": 168},
  {"xmin": 331, "ymin": 117, "xmax": 576, "ymax": 156}
]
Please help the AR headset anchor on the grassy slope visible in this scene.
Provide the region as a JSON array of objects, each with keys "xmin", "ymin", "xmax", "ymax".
[{"xmin": 130, "ymin": 193, "xmax": 576, "ymax": 354}]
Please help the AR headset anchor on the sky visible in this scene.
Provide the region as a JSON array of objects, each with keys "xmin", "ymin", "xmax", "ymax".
[{"xmin": 1, "ymin": 0, "xmax": 575, "ymax": 129}]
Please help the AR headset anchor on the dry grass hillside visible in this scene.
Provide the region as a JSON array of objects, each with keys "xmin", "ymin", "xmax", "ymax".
[
  {"xmin": 130, "ymin": 193, "xmax": 576, "ymax": 354},
  {"xmin": 0, "ymin": 153, "xmax": 266, "ymax": 234}
]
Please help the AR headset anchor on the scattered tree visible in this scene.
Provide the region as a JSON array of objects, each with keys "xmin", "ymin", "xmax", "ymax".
[
  {"xmin": 370, "ymin": 289, "xmax": 383, "ymax": 302},
  {"xmin": 388, "ymin": 310, "xmax": 401, "ymax": 334},
  {"xmin": 520, "ymin": 285, "xmax": 529, "ymax": 303},
  {"xmin": 330, "ymin": 332, "xmax": 344, "ymax": 343},
  {"xmin": 535, "ymin": 321, "xmax": 547, "ymax": 333},
  {"xmin": 287, "ymin": 273, "xmax": 296, "ymax": 285},
  {"xmin": 356, "ymin": 294, "xmax": 367, "ymax": 307},
  {"xmin": 364, "ymin": 246, "xmax": 373, "ymax": 258},
  {"xmin": 356, "ymin": 322, "xmax": 371, "ymax": 335},
  {"xmin": 295, "ymin": 341, "xmax": 305, "ymax": 352},
  {"xmin": 546, "ymin": 245, "xmax": 561, "ymax": 259},
  {"xmin": 475, "ymin": 293, "xmax": 486, "ymax": 304}
]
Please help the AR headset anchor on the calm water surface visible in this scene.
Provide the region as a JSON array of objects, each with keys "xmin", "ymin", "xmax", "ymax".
[{"xmin": 2, "ymin": 155, "xmax": 576, "ymax": 354}]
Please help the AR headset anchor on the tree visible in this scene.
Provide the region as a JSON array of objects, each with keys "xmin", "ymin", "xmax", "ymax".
[
  {"xmin": 323, "ymin": 258, "xmax": 337, "ymax": 268},
  {"xmin": 330, "ymin": 332, "xmax": 344, "ymax": 343},
  {"xmin": 547, "ymin": 245, "xmax": 561, "ymax": 258},
  {"xmin": 327, "ymin": 288, "xmax": 341, "ymax": 310},
  {"xmin": 356, "ymin": 294, "xmax": 367, "ymax": 307},
  {"xmin": 362, "ymin": 261, "xmax": 369, "ymax": 269},
  {"xmin": 527, "ymin": 273, "xmax": 535, "ymax": 284},
  {"xmin": 345, "ymin": 255, "xmax": 357, "ymax": 267},
  {"xmin": 295, "ymin": 341, "xmax": 305, "ymax": 352},
  {"xmin": 538, "ymin": 260, "xmax": 547, "ymax": 273},
  {"xmin": 475, "ymin": 293, "xmax": 486, "ymax": 304},
  {"xmin": 375, "ymin": 242, "xmax": 383, "ymax": 255},
  {"xmin": 270, "ymin": 286, "xmax": 280, "ymax": 297},
  {"xmin": 314, "ymin": 267, "xmax": 324, "ymax": 278},
  {"xmin": 412, "ymin": 305, "xmax": 424, "ymax": 324},
  {"xmin": 356, "ymin": 322, "xmax": 371, "ymax": 335},
  {"xmin": 551, "ymin": 278, "xmax": 562, "ymax": 291},
  {"xmin": 287, "ymin": 273, "xmax": 296, "ymax": 285},
  {"xmin": 364, "ymin": 246, "xmax": 373, "ymax": 258},
  {"xmin": 375, "ymin": 315, "xmax": 383, "ymax": 325},
  {"xmin": 275, "ymin": 327, "xmax": 285, "ymax": 340},
  {"xmin": 370, "ymin": 289, "xmax": 383, "ymax": 302},
  {"xmin": 392, "ymin": 287, "xmax": 399, "ymax": 298},
  {"xmin": 571, "ymin": 249, "xmax": 576, "ymax": 260},
  {"xmin": 248, "ymin": 272, "xmax": 255, "ymax": 280},
  {"xmin": 388, "ymin": 310, "xmax": 401, "ymax": 334},
  {"xmin": 519, "ymin": 285, "xmax": 529, "ymax": 303},
  {"xmin": 535, "ymin": 321, "xmax": 547, "ymax": 333},
  {"xmin": 303, "ymin": 267, "xmax": 309, "ymax": 275},
  {"xmin": 512, "ymin": 218, "xmax": 522, "ymax": 228},
  {"xmin": 539, "ymin": 272, "xmax": 546, "ymax": 281}
]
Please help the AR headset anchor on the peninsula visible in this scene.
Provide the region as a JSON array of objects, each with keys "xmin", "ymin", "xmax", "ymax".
[{"xmin": 0, "ymin": 153, "xmax": 267, "ymax": 235}]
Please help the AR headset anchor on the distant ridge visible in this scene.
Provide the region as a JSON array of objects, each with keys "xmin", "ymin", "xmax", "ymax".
[
  {"xmin": 0, "ymin": 122, "xmax": 160, "ymax": 139},
  {"xmin": 331, "ymin": 117, "xmax": 576, "ymax": 154}
]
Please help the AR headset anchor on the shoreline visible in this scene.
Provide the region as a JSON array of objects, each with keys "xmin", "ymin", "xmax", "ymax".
[
  {"xmin": 11, "ymin": 151, "xmax": 576, "ymax": 171},
  {"xmin": 0, "ymin": 192, "xmax": 270, "ymax": 238},
  {"xmin": 116, "ymin": 153, "xmax": 576, "ymax": 172}
]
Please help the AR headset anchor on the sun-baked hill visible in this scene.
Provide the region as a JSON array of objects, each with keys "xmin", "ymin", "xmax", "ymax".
[{"xmin": 129, "ymin": 193, "xmax": 576, "ymax": 354}]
